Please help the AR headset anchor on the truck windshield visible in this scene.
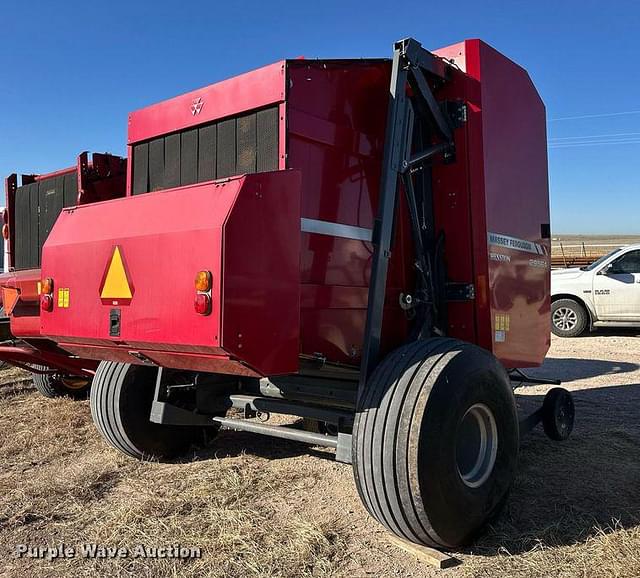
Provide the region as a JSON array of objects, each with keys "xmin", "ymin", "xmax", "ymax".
[{"xmin": 581, "ymin": 247, "xmax": 623, "ymax": 271}]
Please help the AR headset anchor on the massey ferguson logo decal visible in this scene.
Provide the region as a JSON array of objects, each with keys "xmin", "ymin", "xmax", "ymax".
[{"xmin": 190, "ymin": 97, "xmax": 204, "ymax": 116}]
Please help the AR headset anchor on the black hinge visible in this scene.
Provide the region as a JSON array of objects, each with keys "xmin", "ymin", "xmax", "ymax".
[
  {"xmin": 441, "ymin": 100, "xmax": 467, "ymax": 128},
  {"xmin": 446, "ymin": 282, "xmax": 475, "ymax": 301}
]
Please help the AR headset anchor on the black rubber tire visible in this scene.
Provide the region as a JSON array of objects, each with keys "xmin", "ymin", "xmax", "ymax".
[
  {"xmin": 353, "ymin": 337, "xmax": 519, "ymax": 549},
  {"xmin": 31, "ymin": 365, "xmax": 91, "ymax": 399},
  {"xmin": 542, "ymin": 387, "xmax": 575, "ymax": 441},
  {"xmin": 551, "ymin": 299, "xmax": 588, "ymax": 337},
  {"xmin": 90, "ymin": 361, "xmax": 200, "ymax": 460}
]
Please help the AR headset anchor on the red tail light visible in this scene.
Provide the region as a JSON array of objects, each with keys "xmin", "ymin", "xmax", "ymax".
[
  {"xmin": 1, "ymin": 224, "xmax": 8, "ymax": 240},
  {"xmin": 40, "ymin": 294, "xmax": 54, "ymax": 312},
  {"xmin": 194, "ymin": 270, "xmax": 212, "ymax": 315},
  {"xmin": 194, "ymin": 293, "xmax": 211, "ymax": 315}
]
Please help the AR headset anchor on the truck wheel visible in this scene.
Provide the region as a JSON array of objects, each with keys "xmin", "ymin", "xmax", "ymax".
[
  {"xmin": 551, "ymin": 299, "xmax": 588, "ymax": 337},
  {"xmin": 31, "ymin": 365, "xmax": 91, "ymax": 399},
  {"xmin": 90, "ymin": 361, "xmax": 200, "ymax": 460},
  {"xmin": 353, "ymin": 337, "xmax": 519, "ymax": 549}
]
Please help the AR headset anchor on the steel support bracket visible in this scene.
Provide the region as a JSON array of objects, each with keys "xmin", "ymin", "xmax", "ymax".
[
  {"xmin": 359, "ymin": 38, "xmax": 455, "ymax": 393},
  {"xmin": 445, "ymin": 282, "xmax": 476, "ymax": 301},
  {"xmin": 335, "ymin": 432, "xmax": 353, "ymax": 464}
]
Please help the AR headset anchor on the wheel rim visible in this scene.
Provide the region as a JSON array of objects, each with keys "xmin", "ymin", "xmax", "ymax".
[
  {"xmin": 554, "ymin": 393, "xmax": 575, "ymax": 436},
  {"xmin": 553, "ymin": 307, "xmax": 578, "ymax": 331},
  {"xmin": 456, "ymin": 404, "xmax": 498, "ymax": 488},
  {"xmin": 60, "ymin": 376, "xmax": 90, "ymax": 390}
]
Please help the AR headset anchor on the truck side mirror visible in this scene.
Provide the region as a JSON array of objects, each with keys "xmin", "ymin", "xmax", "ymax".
[{"xmin": 597, "ymin": 263, "xmax": 614, "ymax": 275}]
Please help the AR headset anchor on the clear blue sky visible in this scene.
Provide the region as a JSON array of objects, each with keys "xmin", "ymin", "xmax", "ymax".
[{"xmin": 1, "ymin": 0, "xmax": 638, "ymax": 234}]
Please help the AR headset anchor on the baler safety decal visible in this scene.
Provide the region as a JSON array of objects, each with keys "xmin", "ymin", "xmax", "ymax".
[
  {"xmin": 488, "ymin": 232, "xmax": 548, "ymax": 256},
  {"xmin": 100, "ymin": 246, "xmax": 134, "ymax": 304}
]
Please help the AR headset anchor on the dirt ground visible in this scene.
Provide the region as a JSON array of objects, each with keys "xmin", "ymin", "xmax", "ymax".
[{"xmin": 1, "ymin": 331, "xmax": 640, "ymax": 577}]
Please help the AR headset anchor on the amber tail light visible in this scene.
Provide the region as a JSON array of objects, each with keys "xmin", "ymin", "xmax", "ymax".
[{"xmin": 194, "ymin": 270, "xmax": 212, "ymax": 315}]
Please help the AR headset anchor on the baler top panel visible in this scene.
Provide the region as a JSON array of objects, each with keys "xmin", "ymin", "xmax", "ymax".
[{"xmin": 127, "ymin": 62, "xmax": 286, "ymax": 145}]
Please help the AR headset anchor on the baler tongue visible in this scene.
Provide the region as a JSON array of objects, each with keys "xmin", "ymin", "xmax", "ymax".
[{"xmin": 41, "ymin": 171, "xmax": 301, "ymax": 377}]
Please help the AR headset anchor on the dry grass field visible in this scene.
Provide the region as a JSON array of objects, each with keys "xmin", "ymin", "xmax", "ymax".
[{"xmin": 1, "ymin": 330, "xmax": 640, "ymax": 577}]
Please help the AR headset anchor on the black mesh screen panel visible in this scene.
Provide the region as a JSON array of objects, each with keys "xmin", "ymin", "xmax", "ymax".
[
  {"xmin": 148, "ymin": 138, "xmax": 165, "ymax": 192},
  {"xmin": 236, "ymin": 113, "xmax": 257, "ymax": 174},
  {"xmin": 198, "ymin": 124, "xmax": 216, "ymax": 182},
  {"xmin": 216, "ymin": 118, "xmax": 236, "ymax": 179},
  {"xmin": 28, "ymin": 182, "xmax": 40, "ymax": 267},
  {"xmin": 63, "ymin": 173, "xmax": 78, "ymax": 207},
  {"xmin": 14, "ymin": 183, "xmax": 33, "ymax": 269},
  {"xmin": 13, "ymin": 172, "xmax": 79, "ymax": 270},
  {"xmin": 133, "ymin": 142, "xmax": 149, "ymax": 194},
  {"xmin": 164, "ymin": 133, "xmax": 181, "ymax": 189},
  {"xmin": 130, "ymin": 105, "xmax": 279, "ymax": 194},
  {"xmin": 38, "ymin": 177, "xmax": 63, "ymax": 257},
  {"xmin": 256, "ymin": 107, "xmax": 279, "ymax": 172},
  {"xmin": 180, "ymin": 129, "xmax": 198, "ymax": 186}
]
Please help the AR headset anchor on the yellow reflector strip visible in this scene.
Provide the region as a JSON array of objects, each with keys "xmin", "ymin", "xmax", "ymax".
[
  {"xmin": 101, "ymin": 247, "xmax": 133, "ymax": 299},
  {"xmin": 57, "ymin": 288, "xmax": 70, "ymax": 308}
]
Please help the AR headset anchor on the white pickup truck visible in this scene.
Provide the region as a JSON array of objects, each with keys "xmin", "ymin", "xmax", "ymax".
[{"xmin": 551, "ymin": 243, "xmax": 640, "ymax": 337}]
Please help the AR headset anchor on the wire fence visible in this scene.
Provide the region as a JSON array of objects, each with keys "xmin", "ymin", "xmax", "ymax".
[{"xmin": 550, "ymin": 242, "xmax": 620, "ymax": 269}]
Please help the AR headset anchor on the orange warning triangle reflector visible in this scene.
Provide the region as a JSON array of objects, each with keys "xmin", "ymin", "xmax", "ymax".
[
  {"xmin": 2, "ymin": 287, "xmax": 20, "ymax": 316},
  {"xmin": 100, "ymin": 246, "xmax": 133, "ymax": 300}
]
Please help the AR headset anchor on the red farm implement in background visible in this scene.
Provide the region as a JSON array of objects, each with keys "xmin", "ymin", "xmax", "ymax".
[
  {"xmin": 0, "ymin": 152, "xmax": 126, "ymax": 396},
  {"xmin": 36, "ymin": 38, "xmax": 574, "ymax": 550}
]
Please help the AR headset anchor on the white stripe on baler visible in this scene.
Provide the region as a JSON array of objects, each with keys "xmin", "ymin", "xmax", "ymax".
[{"xmin": 300, "ymin": 218, "xmax": 373, "ymax": 242}]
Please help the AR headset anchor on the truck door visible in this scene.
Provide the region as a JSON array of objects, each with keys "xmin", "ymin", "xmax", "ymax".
[{"xmin": 593, "ymin": 249, "xmax": 640, "ymax": 320}]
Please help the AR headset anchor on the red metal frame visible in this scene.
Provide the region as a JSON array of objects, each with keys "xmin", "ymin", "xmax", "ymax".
[
  {"xmin": 3, "ymin": 174, "xmax": 17, "ymax": 270},
  {"xmin": 0, "ymin": 344, "xmax": 96, "ymax": 377},
  {"xmin": 34, "ymin": 166, "xmax": 76, "ymax": 181}
]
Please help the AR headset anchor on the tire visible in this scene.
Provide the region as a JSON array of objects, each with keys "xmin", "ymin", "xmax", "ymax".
[
  {"xmin": 551, "ymin": 299, "xmax": 588, "ymax": 337},
  {"xmin": 31, "ymin": 365, "xmax": 91, "ymax": 399},
  {"xmin": 542, "ymin": 387, "xmax": 575, "ymax": 441},
  {"xmin": 90, "ymin": 361, "xmax": 201, "ymax": 460},
  {"xmin": 353, "ymin": 337, "xmax": 519, "ymax": 549}
]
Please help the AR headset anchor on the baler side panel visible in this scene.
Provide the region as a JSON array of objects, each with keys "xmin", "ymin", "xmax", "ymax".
[
  {"xmin": 466, "ymin": 40, "xmax": 551, "ymax": 367},
  {"xmin": 222, "ymin": 171, "xmax": 302, "ymax": 375},
  {"xmin": 287, "ymin": 61, "xmax": 411, "ymax": 364},
  {"xmin": 430, "ymin": 65, "xmax": 478, "ymax": 345},
  {"xmin": 41, "ymin": 172, "xmax": 302, "ymax": 377},
  {"xmin": 41, "ymin": 181, "xmax": 237, "ymax": 349}
]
